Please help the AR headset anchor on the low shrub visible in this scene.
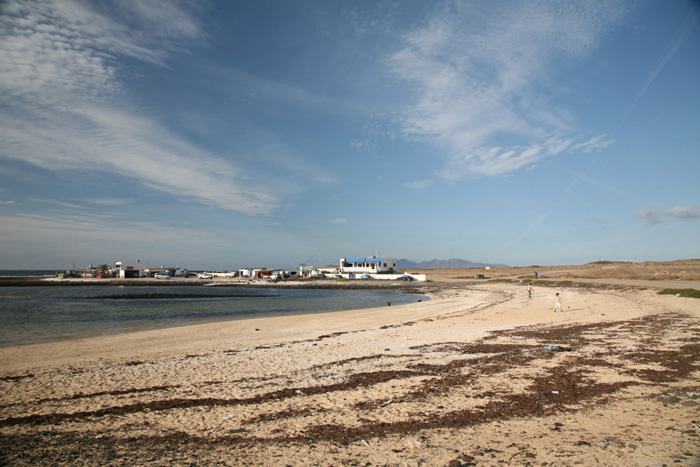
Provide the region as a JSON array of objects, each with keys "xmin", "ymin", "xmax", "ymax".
[{"xmin": 658, "ymin": 288, "xmax": 700, "ymax": 299}]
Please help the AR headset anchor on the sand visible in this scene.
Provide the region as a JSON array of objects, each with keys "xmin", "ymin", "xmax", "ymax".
[{"xmin": 1, "ymin": 279, "xmax": 699, "ymax": 466}]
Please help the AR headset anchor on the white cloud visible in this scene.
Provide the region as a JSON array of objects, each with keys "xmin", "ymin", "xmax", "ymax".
[
  {"xmin": 664, "ymin": 203, "xmax": 700, "ymax": 219},
  {"xmin": 637, "ymin": 208, "xmax": 662, "ymax": 224},
  {"xmin": 0, "ymin": 0, "xmax": 279, "ymax": 216},
  {"xmin": 571, "ymin": 135, "xmax": 615, "ymax": 153},
  {"xmin": 637, "ymin": 203, "xmax": 700, "ymax": 223},
  {"xmin": 2, "ymin": 102, "xmax": 279, "ymax": 215},
  {"xmin": 0, "ymin": 0, "xmax": 202, "ymax": 102},
  {"xmin": 330, "ymin": 218, "xmax": 348, "ymax": 224},
  {"xmin": 390, "ymin": 0, "xmax": 625, "ymax": 178}
]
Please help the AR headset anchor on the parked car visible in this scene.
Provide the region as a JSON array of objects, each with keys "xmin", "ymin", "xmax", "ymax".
[
  {"xmin": 396, "ymin": 275, "xmax": 414, "ymax": 281},
  {"xmin": 197, "ymin": 273, "xmax": 213, "ymax": 279},
  {"xmin": 359, "ymin": 274, "xmax": 373, "ymax": 279},
  {"xmin": 154, "ymin": 273, "xmax": 170, "ymax": 279}
]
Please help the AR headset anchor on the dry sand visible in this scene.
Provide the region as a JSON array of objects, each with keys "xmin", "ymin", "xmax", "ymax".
[{"xmin": 1, "ymin": 276, "xmax": 699, "ymax": 466}]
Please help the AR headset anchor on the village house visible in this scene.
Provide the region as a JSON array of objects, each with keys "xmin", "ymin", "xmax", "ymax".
[
  {"xmin": 238, "ymin": 268, "xmax": 276, "ymax": 279},
  {"xmin": 145, "ymin": 266, "xmax": 188, "ymax": 278},
  {"xmin": 339, "ymin": 256, "xmax": 398, "ymax": 274},
  {"xmin": 114, "ymin": 260, "xmax": 149, "ymax": 278}
]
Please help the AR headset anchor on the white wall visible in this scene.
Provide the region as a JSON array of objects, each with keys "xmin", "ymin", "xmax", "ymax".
[
  {"xmin": 115, "ymin": 261, "xmax": 149, "ymax": 277},
  {"xmin": 339, "ymin": 273, "xmax": 427, "ymax": 282},
  {"xmin": 339, "ymin": 257, "xmax": 398, "ymax": 274}
]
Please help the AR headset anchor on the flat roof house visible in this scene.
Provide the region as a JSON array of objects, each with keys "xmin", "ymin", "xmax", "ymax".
[
  {"xmin": 115, "ymin": 260, "xmax": 148, "ymax": 278},
  {"xmin": 145, "ymin": 266, "xmax": 187, "ymax": 277},
  {"xmin": 238, "ymin": 268, "xmax": 271, "ymax": 279},
  {"xmin": 340, "ymin": 256, "xmax": 397, "ymax": 274}
]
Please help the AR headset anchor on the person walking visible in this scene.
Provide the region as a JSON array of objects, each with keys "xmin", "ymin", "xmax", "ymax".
[
  {"xmin": 527, "ymin": 284, "xmax": 533, "ymax": 299},
  {"xmin": 554, "ymin": 293, "xmax": 562, "ymax": 312}
]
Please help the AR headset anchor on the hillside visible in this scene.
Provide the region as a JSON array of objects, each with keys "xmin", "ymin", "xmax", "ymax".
[{"xmin": 398, "ymin": 258, "xmax": 508, "ymax": 269}]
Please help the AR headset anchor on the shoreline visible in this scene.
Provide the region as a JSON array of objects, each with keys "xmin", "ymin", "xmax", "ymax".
[
  {"xmin": 1, "ymin": 282, "xmax": 699, "ymax": 466},
  {"xmin": 0, "ymin": 275, "xmax": 445, "ymax": 291},
  {"xmin": 0, "ymin": 285, "xmax": 466, "ymax": 373},
  {"xmin": 0, "ymin": 282, "xmax": 436, "ymax": 350}
]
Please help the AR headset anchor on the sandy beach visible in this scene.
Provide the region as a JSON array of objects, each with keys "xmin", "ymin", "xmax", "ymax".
[{"xmin": 1, "ymin": 273, "xmax": 699, "ymax": 466}]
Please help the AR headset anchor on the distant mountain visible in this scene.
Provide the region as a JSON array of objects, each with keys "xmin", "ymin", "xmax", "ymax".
[{"xmin": 397, "ymin": 258, "xmax": 508, "ymax": 269}]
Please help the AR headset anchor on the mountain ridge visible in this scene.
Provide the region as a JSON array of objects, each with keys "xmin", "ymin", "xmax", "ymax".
[{"xmin": 397, "ymin": 258, "xmax": 509, "ymax": 269}]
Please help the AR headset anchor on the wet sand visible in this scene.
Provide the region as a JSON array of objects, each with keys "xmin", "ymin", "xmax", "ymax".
[{"xmin": 1, "ymin": 281, "xmax": 699, "ymax": 466}]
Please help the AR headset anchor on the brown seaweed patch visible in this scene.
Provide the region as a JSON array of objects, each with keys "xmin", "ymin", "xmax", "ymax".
[
  {"xmin": 0, "ymin": 370, "xmax": 425, "ymax": 428},
  {"xmin": 123, "ymin": 360, "xmax": 146, "ymax": 367},
  {"xmin": 299, "ymin": 367, "xmax": 632, "ymax": 445},
  {"xmin": 242, "ymin": 406, "xmax": 325, "ymax": 425},
  {"xmin": 0, "ymin": 373, "xmax": 34, "ymax": 382},
  {"xmin": 0, "ymin": 385, "xmax": 182, "ymax": 410},
  {"xmin": 380, "ymin": 321, "xmax": 415, "ymax": 329},
  {"xmin": 490, "ymin": 321, "xmax": 621, "ymax": 342},
  {"xmin": 317, "ymin": 330, "xmax": 354, "ymax": 339},
  {"xmin": 622, "ymin": 343, "xmax": 700, "ymax": 382}
]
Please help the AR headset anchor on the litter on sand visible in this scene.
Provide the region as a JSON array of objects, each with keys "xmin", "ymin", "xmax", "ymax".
[{"xmin": 545, "ymin": 345, "xmax": 572, "ymax": 352}]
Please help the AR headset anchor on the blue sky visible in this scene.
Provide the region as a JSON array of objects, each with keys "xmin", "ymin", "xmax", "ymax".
[{"xmin": 1, "ymin": 0, "xmax": 699, "ymax": 270}]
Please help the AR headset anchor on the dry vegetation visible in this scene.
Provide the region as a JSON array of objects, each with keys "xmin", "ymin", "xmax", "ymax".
[{"xmin": 410, "ymin": 259, "xmax": 700, "ymax": 282}]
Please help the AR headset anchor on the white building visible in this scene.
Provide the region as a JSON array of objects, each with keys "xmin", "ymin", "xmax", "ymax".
[
  {"xmin": 114, "ymin": 260, "xmax": 149, "ymax": 278},
  {"xmin": 238, "ymin": 268, "xmax": 270, "ymax": 278},
  {"xmin": 145, "ymin": 266, "xmax": 187, "ymax": 278},
  {"xmin": 339, "ymin": 256, "xmax": 398, "ymax": 274}
]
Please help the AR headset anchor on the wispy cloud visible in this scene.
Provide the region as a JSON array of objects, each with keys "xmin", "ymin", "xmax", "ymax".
[
  {"xmin": 0, "ymin": 0, "xmax": 279, "ymax": 216},
  {"xmin": 330, "ymin": 218, "xmax": 348, "ymax": 224},
  {"xmin": 570, "ymin": 135, "xmax": 615, "ymax": 153},
  {"xmin": 403, "ymin": 180, "xmax": 432, "ymax": 190},
  {"xmin": 665, "ymin": 204, "xmax": 700, "ymax": 219},
  {"xmin": 637, "ymin": 203, "xmax": 700, "ymax": 224},
  {"xmin": 390, "ymin": 1, "xmax": 625, "ymax": 178},
  {"xmin": 28, "ymin": 198, "xmax": 88, "ymax": 210},
  {"xmin": 82, "ymin": 198, "xmax": 136, "ymax": 207},
  {"xmin": 0, "ymin": 0, "xmax": 202, "ymax": 101},
  {"xmin": 497, "ymin": 211, "xmax": 549, "ymax": 253},
  {"xmin": 0, "ymin": 211, "xmax": 224, "ymax": 265},
  {"xmin": 616, "ymin": 12, "xmax": 699, "ymax": 134}
]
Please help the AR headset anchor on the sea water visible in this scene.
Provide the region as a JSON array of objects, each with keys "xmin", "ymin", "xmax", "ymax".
[
  {"xmin": 0, "ymin": 270, "xmax": 59, "ymax": 277},
  {"xmin": 0, "ymin": 285, "xmax": 428, "ymax": 347}
]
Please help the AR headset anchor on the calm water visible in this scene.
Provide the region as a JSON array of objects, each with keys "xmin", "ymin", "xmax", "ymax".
[
  {"xmin": 0, "ymin": 270, "xmax": 59, "ymax": 277},
  {"xmin": 0, "ymin": 285, "xmax": 428, "ymax": 347}
]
